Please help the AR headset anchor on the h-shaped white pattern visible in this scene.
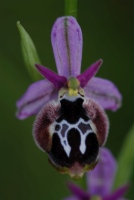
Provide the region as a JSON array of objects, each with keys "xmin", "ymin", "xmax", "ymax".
[{"xmin": 54, "ymin": 118, "xmax": 94, "ymax": 157}]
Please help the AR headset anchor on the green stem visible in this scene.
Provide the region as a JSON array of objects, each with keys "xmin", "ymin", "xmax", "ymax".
[{"xmin": 65, "ymin": 0, "xmax": 77, "ymax": 18}]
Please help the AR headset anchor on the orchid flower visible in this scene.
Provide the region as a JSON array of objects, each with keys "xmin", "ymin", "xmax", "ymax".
[
  {"xmin": 65, "ymin": 148, "xmax": 128, "ymax": 200},
  {"xmin": 16, "ymin": 17, "xmax": 122, "ymax": 178}
]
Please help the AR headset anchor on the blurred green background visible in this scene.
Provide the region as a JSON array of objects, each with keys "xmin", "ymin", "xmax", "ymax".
[{"xmin": 1, "ymin": 0, "xmax": 134, "ymax": 199}]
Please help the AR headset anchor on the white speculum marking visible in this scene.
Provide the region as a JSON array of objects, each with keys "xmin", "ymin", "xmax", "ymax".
[{"xmin": 50, "ymin": 118, "xmax": 95, "ymax": 157}]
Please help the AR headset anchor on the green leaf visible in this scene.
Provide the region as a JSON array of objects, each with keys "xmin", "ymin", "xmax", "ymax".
[
  {"xmin": 114, "ymin": 123, "xmax": 134, "ymax": 188},
  {"xmin": 17, "ymin": 21, "xmax": 42, "ymax": 81}
]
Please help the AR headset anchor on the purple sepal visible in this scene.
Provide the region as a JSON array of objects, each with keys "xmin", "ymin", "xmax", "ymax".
[
  {"xmin": 77, "ymin": 60, "xmax": 102, "ymax": 87},
  {"xmin": 51, "ymin": 17, "xmax": 83, "ymax": 78},
  {"xmin": 87, "ymin": 148, "xmax": 117, "ymax": 197},
  {"xmin": 16, "ymin": 80, "xmax": 57, "ymax": 119},
  {"xmin": 103, "ymin": 185, "xmax": 129, "ymax": 200},
  {"xmin": 67, "ymin": 182, "xmax": 90, "ymax": 199},
  {"xmin": 84, "ymin": 77, "xmax": 122, "ymax": 111},
  {"xmin": 35, "ymin": 64, "xmax": 67, "ymax": 89},
  {"xmin": 64, "ymin": 196, "xmax": 79, "ymax": 200}
]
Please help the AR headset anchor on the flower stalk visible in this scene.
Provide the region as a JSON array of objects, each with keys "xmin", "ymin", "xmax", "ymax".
[{"xmin": 65, "ymin": 0, "xmax": 77, "ymax": 18}]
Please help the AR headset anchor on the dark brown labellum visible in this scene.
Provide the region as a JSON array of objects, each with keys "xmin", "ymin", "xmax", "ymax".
[{"xmin": 33, "ymin": 97, "xmax": 109, "ymax": 178}]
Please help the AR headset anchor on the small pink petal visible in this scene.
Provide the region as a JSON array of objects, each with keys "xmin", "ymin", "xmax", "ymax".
[
  {"xmin": 35, "ymin": 64, "xmax": 67, "ymax": 89},
  {"xmin": 77, "ymin": 59, "xmax": 103, "ymax": 87},
  {"xmin": 67, "ymin": 182, "xmax": 90, "ymax": 199},
  {"xmin": 103, "ymin": 185, "xmax": 129, "ymax": 200}
]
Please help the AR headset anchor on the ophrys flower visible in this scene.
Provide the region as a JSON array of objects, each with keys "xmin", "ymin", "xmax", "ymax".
[
  {"xmin": 65, "ymin": 148, "xmax": 128, "ymax": 199},
  {"xmin": 16, "ymin": 17, "xmax": 122, "ymax": 178}
]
